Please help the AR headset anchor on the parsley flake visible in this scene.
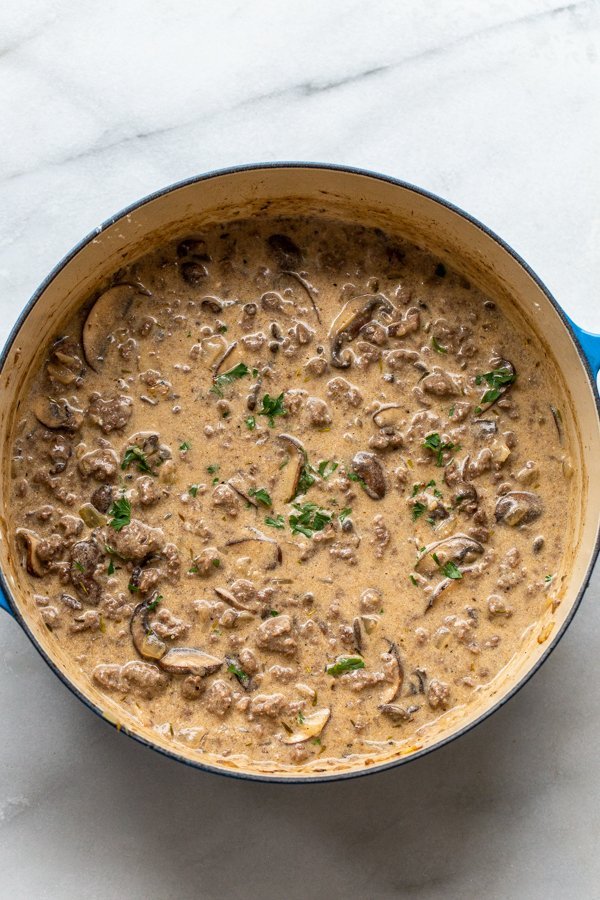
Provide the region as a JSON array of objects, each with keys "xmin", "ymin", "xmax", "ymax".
[
  {"xmin": 249, "ymin": 487, "xmax": 272, "ymax": 507},
  {"xmin": 289, "ymin": 502, "xmax": 332, "ymax": 538},
  {"xmin": 265, "ymin": 514, "xmax": 285, "ymax": 529},
  {"xmin": 326, "ymin": 656, "xmax": 365, "ymax": 677},
  {"xmin": 210, "ymin": 362, "xmax": 250, "ymax": 397},
  {"xmin": 258, "ymin": 392, "xmax": 287, "ymax": 427},
  {"xmin": 108, "ymin": 496, "xmax": 131, "ymax": 532},
  {"xmin": 121, "ymin": 446, "xmax": 153, "ymax": 474},
  {"xmin": 422, "ymin": 432, "xmax": 460, "ymax": 467}
]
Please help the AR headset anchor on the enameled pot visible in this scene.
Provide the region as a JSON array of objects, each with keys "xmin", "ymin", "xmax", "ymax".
[{"xmin": 1, "ymin": 164, "xmax": 598, "ymax": 782}]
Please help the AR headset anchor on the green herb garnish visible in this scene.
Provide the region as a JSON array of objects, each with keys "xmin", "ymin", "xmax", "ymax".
[
  {"xmin": 326, "ymin": 656, "xmax": 365, "ymax": 677},
  {"xmin": 212, "ymin": 558, "xmax": 221, "ymax": 568},
  {"xmin": 258, "ymin": 392, "xmax": 287, "ymax": 427},
  {"xmin": 245, "ymin": 416, "xmax": 256, "ymax": 430},
  {"xmin": 227, "ymin": 661, "xmax": 249, "ymax": 685},
  {"xmin": 188, "ymin": 484, "xmax": 199, "ymax": 497},
  {"xmin": 339, "ymin": 507, "xmax": 352, "ymax": 523},
  {"xmin": 347, "ymin": 472, "xmax": 367, "ymax": 489},
  {"xmin": 474, "ymin": 366, "xmax": 516, "ymax": 412},
  {"xmin": 289, "ymin": 502, "xmax": 332, "ymax": 538},
  {"xmin": 441, "ymin": 561, "xmax": 462, "ymax": 580},
  {"xmin": 318, "ymin": 460, "xmax": 338, "ymax": 479},
  {"xmin": 431, "ymin": 336, "xmax": 448, "ymax": 354},
  {"xmin": 409, "ymin": 574, "xmax": 418, "ymax": 586},
  {"xmin": 269, "ymin": 609, "xmax": 280, "ymax": 617},
  {"xmin": 147, "ymin": 594, "xmax": 163, "ymax": 611},
  {"xmin": 265, "ymin": 515, "xmax": 285, "ymax": 529},
  {"xmin": 545, "ymin": 574, "xmax": 554, "ymax": 583},
  {"xmin": 412, "ymin": 501, "xmax": 427, "ymax": 521},
  {"xmin": 121, "ymin": 446, "xmax": 153, "ymax": 474},
  {"xmin": 250, "ymin": 487, "xmax": 272, "ymax": 507},
  {"xmin": 107, "ymin": 559, "xmax": 115, "ymax": 576},
  {"xmin": 422, "ymin": 432, "xmax": 460, "ymax": 467},
  {"xmin": 207, "ymin": 464, "xmax": 219, "ymax": 475},
  {"xmin": 210, "ymin": 362, "xmax": 250, "ymax": 397},
  {"xmin": 74, "ymin": 561, "xmax": 84, "ymax": 572},
  {"xmin": 108, "ymin": 496, "xmax": 131, "ymax": 532},
  {"xmin": 179, "ymin": 441, "xmax": 191, "ymax": 452}
]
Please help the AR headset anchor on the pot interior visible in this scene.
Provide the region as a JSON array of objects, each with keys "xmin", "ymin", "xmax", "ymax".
[{"xmin": 1, "ymin": 165, "xmax": 597, "ymax": 779}]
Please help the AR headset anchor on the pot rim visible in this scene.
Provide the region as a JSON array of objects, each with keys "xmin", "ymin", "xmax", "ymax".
[{"xmin": 1, "ymin": 161, "xmax": 598, "ymax": 783}]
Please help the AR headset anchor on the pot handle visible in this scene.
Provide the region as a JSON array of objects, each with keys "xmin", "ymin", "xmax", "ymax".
[
  {"xmin": 567, "ymin": 316, "xmax": 600, "ymax": 377},
  {"xmin": 0, "ymin": 585, "xmax": 14, "ymax": 617}
]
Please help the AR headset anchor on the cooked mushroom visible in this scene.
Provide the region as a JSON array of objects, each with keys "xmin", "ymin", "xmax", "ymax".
[
  {"xmin": 16, "ymin": 528, "xmax": 46, "ymax": 577},
  {"xmin": 473, "ymin": 419, "xmax": 497, "ymax": 436},
  {"xmin": 33, "ymin": 397, "xmax": 83, "ymax": 431},
  {"xmin": 226, "ymin": 474, "xmax": 259, "ymax": 508},
  {"xmin": 415, "ymin": 533, "xmax": 484, "ymax": 574},
  {"xmin": 350, "ymin": 451, "xmax": 386, "ymax": 500},
  {"xmin": 130, "ymin": 595, "xmax": 167, "ymax": 661},
  {"xmin": 380, "ymin": 642, "xmax": 403, "ymax": 704},
  {"xmin": 279, "ymin": 270, "xmax": 321, "ymax": 323},
  {"xmin": 158, "ymin": 647, "xmax": 223, "ymax": 676},
  {"xmin": 214, "ymin": 586, "xmax": 260, "ymax": 614},
  {"xmin": 70, "ymin": 538, "xmax": 103, "ymax": 603},
  {"xmin": 277, "ymin": 433, "xmax": 307, "ymax": 502},
  {"xmin": 352, "ymin": 616, "xmax": 362, "ymax": 654},
  {"xmin": 330, "ymin": 293, "xmax": 393, "ymax": 368},
  {"xmin": 83, "ymin": 283, "xmax": 149, "ymax": 372},
  {"xmin": 281, "ymin": 707, "xmax": 330, "ymax": 744},
  {"xmin": 495, "ymin": 491, "xmax": 543, "ymax": 526},
  {"xmin": 225, "ymin": 533, "xmax": 282, "ymax": 570},
  {"xmin": 379, "ymin": 703, "xmax": 420, "ymax": 723},
  {"xmin": 212, "ymin": 341, "xmax": 238, "ymax": 375},
  {"xmin": 550, "ymin": 405, "xmax": 564, "ymax": 444},
  {"xmin": 372, "ymin": 404, "xmax": 403, "ymax": 428}
]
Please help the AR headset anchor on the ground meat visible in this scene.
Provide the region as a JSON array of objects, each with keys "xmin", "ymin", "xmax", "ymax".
[
  {"xmin": 420, "ymin": 368, "xmax": 462, "ymax": 397},
  {"xmin": 87, "ymin": 394, "xmax": 133, "ymax": 433},
  {"xmin": 241, "ymin": 331, "xmax": 266, "ymax": 352},
  {"xmin": 467, "ymin": 448, "xmax": 493, "ymax": 479},
  {"xmin": 190, "ymin": 546, "xmax": 221, "ymax": 576},
  {"xmin": 137, "ymin": 475, "xmax": 162, "ymax": 505},
  {"xmin": 326, "ymin": 377, "xmax": 363, "ymax": 407},
  {"xmin": 211, "ymin": 484, "xmax": 240, "ymax": 517},
  {"xmin": 58, "ymin": 515, "xmax": 84, "ymax": 538},
  {"xmin": 91, "ymin": 484, "xmax": 114, "ymax": 513},
  {"xmin": 150, "ymin": 606, "xmax": 190, "ymax": 640},
  {"xmin": 69, "ymin": 610, "xmax": 101, "ymax": 633},
  {"xmin": 37, "ymin": 534, "xmax": 65, "ymax": 561},
  {"xmin": 406, "ymin": 410, "xmax": 441, "ymax": 440},
  {"xmin": 101, "ymin": 519, "xmax": 164, "ymax": 561},
  {"xmin": 239, "ymin": 647, "xmax": 260, "ymax": 675},
  {"xmin": 205, "ymin": 679, "xmax": 234, "ymax": 716},
  {"xmin": 368, "ymin": 428, "xmax": 404, "ymax": 451},
  {"xmin": 340, "ymin": 669, "xmax": 386, "ymax": 691},
  {"xmin": 181, "ymin": 675, "xmax": 207, "ymax": 700},
  {"xmin": 99, "ymin": 593, "xmax": 132, "ymax": 621},
  {"xmin": 304, "ymin": 356, "xmax": 328, "ymax": 377},
  {"xmin": 40, "ymin": 606, "xmax": 60, "ymax": 628},
  {"xmin": 427, "ymin": 679, "xmax": 451, "ymax": 710},
  {"xmin": 268, "ymin": 665, "xmax": 296, "ymax": 682},
  {"xmin": 249, "ymin": 693, "xmax": 286, "ymax": 718},
  {"xmin": 46, "ymin": 434, "xmax": 72, "ymax": 474},
  {"xmin": 449, "ymin": 401, "xmax": 471, "ymax": 422},
  {"xmin": 388, "ymin": 307, "xmax": 420, "ymax": 337},
  {"xmin": 487, "ymin": 594, "xmax": 513, "ymax": 617},
  {"xmin": 284, "ymin": 389, "xmax": 307, "ymax": 415},
  {"xmin": 306, "ymin": 396, "xmax": 332, "ymax": 427},
  {"xmin": 496, "ymin": 547, "xmax": 526, "ymax": 590},
  {"xmin": 93, "ymin": 660, "xmax": 167, "ymax": 698},
  {"xmin": 371, "ymin": 514, "xmax": 390, "ymax": 558},
  {"xmin": 78, "ymin": 448, "xmax": 119, "ymax": 481},
  {"xmin": 384, "ymin": 348, "xmax": 420, "ymax": 369},
  {"xmin": 256, "ymin": 615, "xmax": 297, "ymax": 655}
]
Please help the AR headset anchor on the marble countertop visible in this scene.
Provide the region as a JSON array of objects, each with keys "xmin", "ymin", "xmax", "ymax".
[{"xmin": 1, "ymin": 1, "xmax": 599, "ymax": 897}]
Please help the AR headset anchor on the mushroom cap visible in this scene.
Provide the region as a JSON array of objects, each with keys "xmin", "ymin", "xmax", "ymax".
[
  {"xmin": 281, "ymin": 708, "xmax": 331, "ymax": 744},
  {"xmin": 159, "ymin": 648, "xmax": 223, "ymax": 676},
  {"xmin": 351, "ymin": 451, "xmax": 386, "ymax": 500},
  {"xmin": 495, "ymin": 491, "xmax": 543, "ymax": 526}
]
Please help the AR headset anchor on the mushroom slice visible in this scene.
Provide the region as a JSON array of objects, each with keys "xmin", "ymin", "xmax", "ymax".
[
  {"xmin": 212, "ymin": 341, "xmax": 238, "ymax": 375},
  {"xmin": 159, "ymin": 647, "xmax": 223, "ymax": 676},
  {"xmin": 381, "ymin": 642, "xmax": 404, "ymax": 704},
  {"xmin": 495, "ymin": 491, "xmax": 543, "ymax": 526},
  {"xmin": 350, "ymin": 451, "xmax": 386, "ymax": 500},
  {"xmin": 379, "ymin": 703, "xmax": 419, "ymax": 723},
  {"xmin": 33, "ymin": 397, "xmax": 83, "ymax": 431},
  {"xmin": 372, "ymin": 404, "xmax": 403, "ymax": 428},
  {"xmin": 415, "ymin": 534, "xmax": 484, "ymax": 575},
  {"xmin": 227, "ymin": 474, "xmax": 259, "ymax": 508},
  {"xmin": 329, "ymin": 293, "xmax": 393, "ymax": 368},
  {"xmin": 352, "ymin": 616, "xmax": 363, "ymax": 654},
  {"xmin": 225, "ymin": 534, "xmax": 282, "ymax": 570},
  {"xmin": 83, "ymin": 283, "xmax": 148, "ymax": 372},
  {"xmin": 130, "ymin": 595, "xmax": 167, "ymax": 661},
  {"xmin": 278, "ymin": 270, "xmax": 321, "ymax": 323},
  {"xmin": 277, "ymin": 433, "xmax": 307, "ymax": 503},
  {"xmin": 214, "ymin": 586, "xmax": 260, "ymax": 614},
  {"xmin": 281, "ymin": 708, "xmax": 331, "ymax": 744},
  {"xmin": 16, "ymin": 528, "xmax": 46, "ymax": 577}
]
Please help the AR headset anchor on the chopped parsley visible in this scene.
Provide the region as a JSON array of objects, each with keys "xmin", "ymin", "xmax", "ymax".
[
  {"xmin": 449, "ymin": 405, "xmax": 455, "ymax": 417},
  {"xmin": 297, "ymin": 711, "xmax": 305, "ymax": 724},
  {"xmin": 188, "ymin": 484, "xmax": 199, "ymax": 497},
  {"xmin": 296, "ymin": 463, "xmax": 316, "ymax": 497},
  {"xmin": 347, "ymin": 472, "xmax": 367, "ymax": 489},
  {"xmin": 422, "ymin": 432, "xmax": 460, "ymax": 467},
  {"xmin": 326, "ymin": 656, "xmax": 365, "ymax": 677},
  {"xmin": 212, "ymin": 558, "xmax": 221, "ymax": 568},
  {"xmin": 210, "ymin": 362, "xmax": 250, "ymax": 397},
  {"xmin": 265, "ymin": 514, "xmax": 285, "ymax": 529},
  {"xmin": 339, "ymin": 507, "xmax": 352, "ymax": 523},
  {"xmin": 474, "ymin": 366, "xmax": 516, "ymax": 412},
  {"xmin": 217, "ymin": 324, "xmax": 228, "ymax": 334},
  {"xmin": 289, "ymin": 502, "xmax": 332, "ymax": 538},
  {"xmin": 74, "ymin": 561, "xmax": 84, "ymax": 572},
  {"xmin": 412, "ymin": 501, "xmax": 427, "ymax": 521},
  {"xmin": 121, "ymin": 446, "xmax": 153, "ymax": 474},
  {"xmin": 179, "ymin": 441, "xmax": 191, "ymax": 452},
  {"xmin": 431, "ymin": 336, "xmax": 448, "ymax": 354},
  {"xmin": 227, "ymin": 660, "xmax": 249, "ymax": 686},
  {"xmin": 409, "ymin": 574, "xmax": 418, "ymax": 586},
  {"xmin": 245, "ymin": 416, "xmax": 256, "ymax": 430},
  {"xmin": 107, "ymin": 559, "xmax": 115, "ymax": 576},
  {"xmin": 545, "ymin": 574, "xmax": 554, "ymax": 583},
  {"xmin": 108, "ymin": 496, "xmax": 131, "ymax": 532},
  {"xmin": 268, "ymin": 609, "xmax": 280, "ymax": 617},
  {"xmin": 207, "ymin": 464, "xmax": 219, "ymax": 475},
  {"xmin": 249, "ymin": 487, "xmax": 272, "ymax": 507},
  {"xmin": 317, "ymin": 460, "xmax": 338, "ymax": 479},
  {"xmin": 258, "ymin": 392, "xmax": 287, "ymax": 427},
  {"xmin": 147, "ymin": 594, "xmax": 163, "ymax": 611}
]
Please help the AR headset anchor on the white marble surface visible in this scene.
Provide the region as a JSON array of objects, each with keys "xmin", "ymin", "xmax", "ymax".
[{"xmin": 0, "ymin": 2, "xmax": 599, "ymax": 897}]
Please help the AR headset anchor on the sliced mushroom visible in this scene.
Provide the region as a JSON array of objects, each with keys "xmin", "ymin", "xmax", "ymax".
[
  {"xmin": 33, "ymin": 397, "xmax": 84, "ymax": 431},
  {"xmin": 214, "ymin": 586, "xmax": 260, "ymax": 614},
  {"xmin": 381, "ymin": 642, "xmax": 404, "ymax": 704},
  {"xmin": 495, "ymin": 491, "xmax": 543, "ymax": 526},
  {"xmin": 225, "ymin": 534, "xmax": 282, "ymax": 570},
  {"xmin": 475, "ymin": 358, "xmax": 516, "ymax": 412},
  {"xmin": 425, "ymin": 564, "xmax": 478, "ymax": 610},
  {"xmin": 350, "ymin": 451, "xmax": 386, "ymax": 500},
  {"xmin": 473, "ymin": 419, "xmax": 497, "ymax": 436},
  {"xmin": 277, "ymin": 434, "xmax": 307, "ymax": 502},
  {"xmin": 159, "ymin": 647, "xmax": 223, "ymax": 676},
  {"xmin": 379, "ymin": 704, "xmax": 420, "ymax": 723},
  {"xmin": 330, "ymin": 293, "xmax": 393, "ymax": 368},
  {"xmin": 279, "ymin": 270, "xmax": 321, "ymax": 323},
  {"xmin": 352, "ymin": 616, "xmax": 362, "ymax": 653},
  {"xmin": 16, "ymin": 528, "xmax": 45, "ymax": 577},
  {"xmin": 212, "ymin": 341, "xmax": 238, "ymax": 375},
  {"xmin": 130, "ymin": 595, "xmax": 167, "ymax": 661},
  {"xmin": 415, "ymin": 533, "xmax": 484, "ymax": 574},
  {"xmin": 281, "ymin": 707, "xmax": 330, "ymax": 744},
  {"xmin": 83, "ymin": 283, "xmax": 148, "ymax": 372},
  {"xmin": 550, "ymin": 405, "xmax": 564, "ymax": 444},
  {"xmin": 372, "ymin": 404, "xmax": 403, "ymax": 428},
  {"xmin": 227, "ymin": 474, "xmax": 259, "ymax": 508}
]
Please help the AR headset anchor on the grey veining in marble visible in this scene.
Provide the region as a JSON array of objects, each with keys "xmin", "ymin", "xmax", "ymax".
[{"xmin": 0, "ymin": 2, "xmax": 599, "ymax": 898}]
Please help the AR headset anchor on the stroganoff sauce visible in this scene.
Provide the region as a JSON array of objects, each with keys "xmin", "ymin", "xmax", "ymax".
[{"xmin": 9, "ymin": 217, "xmax": 572, "ymax": 772}]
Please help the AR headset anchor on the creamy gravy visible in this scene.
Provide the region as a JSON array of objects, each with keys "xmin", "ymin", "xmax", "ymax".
[{"xmin": 9, "ymin": 216, "xmax": 572, "ymax": 771}]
